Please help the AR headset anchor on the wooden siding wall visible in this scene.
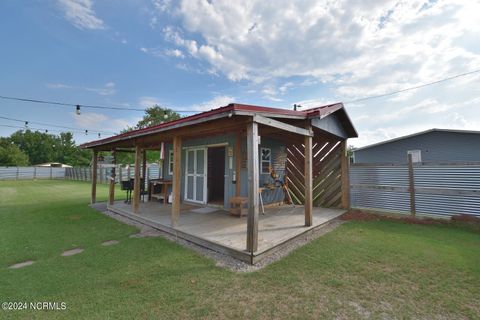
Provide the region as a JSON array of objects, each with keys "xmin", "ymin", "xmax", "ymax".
[
  {"xmin": 285, "ymin": 136, "xmax": 344, "ymax": 208},
  {"xmin": 240, "ymin": 137, "xmax": 288, "ymax": 205},
  {"xmin": 162, "ymin": 134, "xmax": 288, "ymax": 207}
]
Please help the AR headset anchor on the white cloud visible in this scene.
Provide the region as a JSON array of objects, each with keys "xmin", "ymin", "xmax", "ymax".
[
  {"xmin": 56, "ymin": 0, "xmax": 105, "ymax": 30},
  {"xmin": 160, "ymin": 1, "xmax": 480, "ymax": 93},
  {"xmin": 46, "ymin": 83, "xmax": 72, "ymax": 89},
  {"xmin": 138, "ymin": 96, "xmax": 164, "ymax": 108},
  {"xmin": 191, "ymin": 95, "xmax": 234, "ymax": 111},
  {"xmin": 156, "ymin": 0, "xmax": 480, "ymax": 147},
  {"xmin": 85, "ymin": 82, "xmax": 116, "ymax": 96},
  {"xmin": 47, "ymin": 82, "xmax": 116, "ymax": 96},
  {"xmin": 72, "ymin": 112, "xmax": 140, "ymax": 135},
  {"xmin": 165, "ymin": 49, "xmax": 185, "ymax": 58}
]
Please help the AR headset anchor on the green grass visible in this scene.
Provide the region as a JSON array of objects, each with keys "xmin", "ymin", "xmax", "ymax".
[{"xmin": 1, "ymin": 180, "xmax": 479, "ymax": 319}]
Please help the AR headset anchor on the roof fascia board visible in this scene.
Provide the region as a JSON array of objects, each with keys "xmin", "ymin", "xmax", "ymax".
[
  {"xmin": 253, "ymin": 115, "xmax": 313, "ymax": 136},
  {"xmin": 84, "ymin": 111, "xmax": 231, "ymax": 149},
  {"xmin": 233, "ymin": 110, "xmax": 305, "ymax": 120}
]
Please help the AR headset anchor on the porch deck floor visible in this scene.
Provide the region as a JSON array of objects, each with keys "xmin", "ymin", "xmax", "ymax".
[{"xmin": 108, "ymin": 200, "xmax": 346, "ymax": 263}]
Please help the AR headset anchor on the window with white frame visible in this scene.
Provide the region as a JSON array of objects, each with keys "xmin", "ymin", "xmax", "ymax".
[
  {"xmin": 261, "ymin": 148, "xmax": 271, "ymax": 174},
  {"xmin": 407, "ymin": 150, "xmax": 422, "ymax": 163},
  {"xmin": 168, "ymin": 150, "xmax": 174, "ymax": 175}
]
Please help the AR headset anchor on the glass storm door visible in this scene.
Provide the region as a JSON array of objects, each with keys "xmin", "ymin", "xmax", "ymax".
[{"xmin": 184, "ymin": 148, "xmax": 207, "ymax": 203}]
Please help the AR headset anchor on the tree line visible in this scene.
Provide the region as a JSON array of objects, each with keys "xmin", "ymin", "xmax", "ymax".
[{"xmin": 0, "ymin": 106, "xmax": 181, "ymax": 167}]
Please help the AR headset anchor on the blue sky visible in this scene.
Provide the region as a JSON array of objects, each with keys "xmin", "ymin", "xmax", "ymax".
[{"xmin": 0, "ymin": 0, "xmax": 479, "ymax": 146}]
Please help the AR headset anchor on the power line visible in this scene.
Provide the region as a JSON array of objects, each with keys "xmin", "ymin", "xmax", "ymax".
[
  {"xmin": 0, "ymin": 115, "xmax": 116, "ymax": 134},
  {"xmin": 344, "ymin": 68, "xmax": 480, "ymax": 104},
  {"xmin": 0, "ymin": 95, "xmax": 198, "ymax": 113},
  {"xmin": 0, "ymin": 123, "xmax": 113, "ymax": 137}
]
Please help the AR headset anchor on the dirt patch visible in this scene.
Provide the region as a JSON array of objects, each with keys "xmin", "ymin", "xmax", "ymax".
[
  {"xmin": 61, "ymin": 248, "xmax": 84, "ymax": 257},
  {"xmin": 451, "ymin": 214, "xmax": 480, "ymax": 223},
  {"xmin": 340, "ymin": 210, "xmax": 384, "ymax": 221},
  {"xmin": 9, "ymin": 260, "xmax": 34, "ymax": 269},
  {"xmin": 341, "ymin": 210, "xmax": 480, "ymax": 231},
  {"xmin": 341, "ymin": 210, "xmax": 447, "ymax": 226},
  {"xmin": 69, "ymin": 214, "xmax": 82, "ymax": 220}
]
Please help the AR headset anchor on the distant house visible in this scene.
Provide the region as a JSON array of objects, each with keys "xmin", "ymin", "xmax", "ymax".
[
  {"xmin": 35, "ymin": 162, "xmax": 72, "ymax": 168},
  {"xmin": 353, "ymin": 129, "xmax": 480, "ymax": 164}
]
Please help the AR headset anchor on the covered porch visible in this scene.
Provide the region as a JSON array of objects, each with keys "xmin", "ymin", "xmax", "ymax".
[
  {"xmin": 107, "ymin": 200, "xmax": 346, "ymax": 264},
  {"xmin": 82, "ymin": 103, "xmax": 357, "ymax": 264}
]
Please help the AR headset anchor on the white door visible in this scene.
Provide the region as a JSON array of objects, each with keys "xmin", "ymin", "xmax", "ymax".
[{"xmin": 184, "ymin": 148, "xmax": 207, "ymax": 204}]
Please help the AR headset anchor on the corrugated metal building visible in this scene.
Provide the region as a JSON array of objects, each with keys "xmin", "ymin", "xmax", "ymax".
[{"xmin": 353, "ymin": 129, "xmax": 480, "ymax": 164}]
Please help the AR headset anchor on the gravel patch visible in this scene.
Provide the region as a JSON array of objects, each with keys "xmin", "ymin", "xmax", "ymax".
[
  {"xmin": 90, "ymin": 202, "xmax": 343, "ymax": 272},
  {"xmin": 9, "ymin": 260, "xmax": 34, "ymax": 269},
  {"xmin": 101, "ymin": 240, "xmax": 120, "ymax": 246},
  {"xmin": 61, "ymin": 248, "xmax": 84, "ymax": 257}
]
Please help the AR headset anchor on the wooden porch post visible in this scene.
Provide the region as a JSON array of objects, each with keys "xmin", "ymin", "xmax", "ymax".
[
  {"xmin": 142, "ymin": 150, "xmax": 147, "ymax": 181},
  {"xmin": 407, "ymin": 153, "xmax": 416, "ymax": 217},
  {"xmin": 172, "ymin": 136, "xmax": 182, "ymax": 227},
  {"xmin": 235, "ymin": 131, "xmax": 242, "ymax": 197},
  {"xmin": 304, "ymin": 125, "xmax": 313, "ymax": 226},
  {"xmin": 340, "ymin": 140, "xmax": 350, "ymax": 210},
  {"xmin": 108, "ymin": 150, "xmax": 116, "ymax": 206},
  {"xmin": 91, "ymin": 150, "xmax": 98, "ymax": 204},
  {"xmin": 246, "ymin": 122, "xmax": 259, "ymax": 253},
  {"xmin": 132, "ymin": 145, "xmax": 141, "ymax": 214}
]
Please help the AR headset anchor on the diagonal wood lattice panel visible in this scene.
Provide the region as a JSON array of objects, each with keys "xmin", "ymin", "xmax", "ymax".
[{"xmin": 285, "ymin": 136, "xmax": 344, "ymax": 208}]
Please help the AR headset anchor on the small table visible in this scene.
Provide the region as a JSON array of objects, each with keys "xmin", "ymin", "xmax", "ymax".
[{"xmin": 148, "ymin": 179, "xmax": 172, "ymax": 204}]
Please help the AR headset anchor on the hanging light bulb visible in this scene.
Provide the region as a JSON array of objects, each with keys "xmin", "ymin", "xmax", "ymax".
[
  {"xmin": 98, "ymin": 133, "xmax": 101, "ymax": 138},
  {"xmin": 45, "ymin": 129, "xmax": 48, "ymax": 133},
  {"xmin": 85, "ymin": 129, "xmax": 88, "ymax": 135},
  {"xmin": 76, "ymin": 105, "xmax": 81, "ymax": 115},
  {"xmin": 24, "ymin": 121, "xmax": 29, "ymax": 129},
  {"xmin": 164, "ymin": 113, "xmax": 168, "ymax": 119}
]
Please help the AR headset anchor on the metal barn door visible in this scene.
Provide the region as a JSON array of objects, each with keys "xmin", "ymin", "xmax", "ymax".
[{"xmin": 184, "ymin": 148, "xmax": 207, "ymax": 204}]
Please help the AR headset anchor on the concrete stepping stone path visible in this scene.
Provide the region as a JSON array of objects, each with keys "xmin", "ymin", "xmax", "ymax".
[
  {"xmin": 9, "ymin": 260, "xmax": 34, "ymax": 269},
  {"xmin": 101, "ymin": 240, "xmax": 119, "ymax": 246},
  {"xmin": 61, "ymin": 248, "xmax": 84, "ymax": 257}
]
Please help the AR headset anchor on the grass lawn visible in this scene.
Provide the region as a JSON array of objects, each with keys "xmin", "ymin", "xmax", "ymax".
[{"xmin": 1, "ymin": 180, "xmax": 479, "ymax": 319}]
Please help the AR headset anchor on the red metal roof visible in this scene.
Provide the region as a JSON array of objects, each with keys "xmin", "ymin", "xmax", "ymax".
[{"xmin": 81, "ymin": 102, "xmax": 352, "ymax": 148}]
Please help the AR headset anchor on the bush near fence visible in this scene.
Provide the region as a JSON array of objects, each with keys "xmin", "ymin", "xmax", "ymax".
[{"xmin": 350, "ymin": 162, "xmax": 480, "ymax": 218}]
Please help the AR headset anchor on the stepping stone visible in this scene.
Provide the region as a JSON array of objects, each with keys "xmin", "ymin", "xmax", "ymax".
[
  {"xmin": 129, "ymin": 233, "xmax": 144, "ymax": 238},
  {"xmin": 9, "ymin": 260, "xmax": 34, "ymax": 269},
  {"xmin": 61, "ymin": 248, "xmax": 84, "ymax": 257},
  {"xmin": 102, "ymin": 240, "xmax": 119, "ymax": 246}
]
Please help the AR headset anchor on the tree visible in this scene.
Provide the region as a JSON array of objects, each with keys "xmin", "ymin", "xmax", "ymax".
[
  {"xmin": 0, "ymin": 137, "xmax": 29, "ymax": 166},
  {"xmin": 135, "ymin": 105, "xmax": 181, "ymax": 129},
  {"xmin": 116, "ymin": 105, "xmax": 182, "ymax": 164},
  {"xmin": 10, "ymin": 130, "xmax": 58, "ymax": 165},
  {"xmin": 5, "ymin": 130, "xmax": 91, "ymax": 166},
  {"xmin": 55, "ymin": 132, "xmax": 91, "ymax": 166}
]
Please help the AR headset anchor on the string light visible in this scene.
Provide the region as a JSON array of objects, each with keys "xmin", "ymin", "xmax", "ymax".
[
  {"xmin": 76, "ymin": 105, "xmax": 81, "ymax": 115},
  {"xmin": 0, "ymin": 95, "xmax": 198, "ymax": 113},
  {"xmin": 0, "ymin": 123, "xmax": 113, "ymax": 137},
  {"xmin": 0, "ymin": 115, "xmax": 115, "ymax": 134}
]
